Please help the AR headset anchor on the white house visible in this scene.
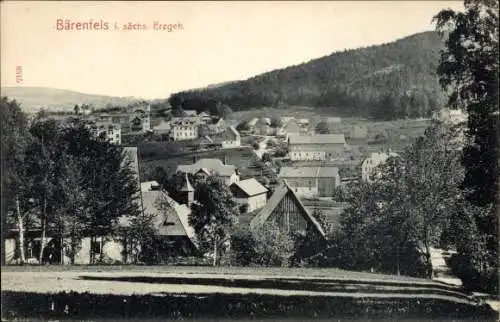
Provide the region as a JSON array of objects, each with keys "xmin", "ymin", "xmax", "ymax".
[
  {"xmin": 88, "ymin": 122, "xmax": 122, "ymax": 145},
  {"xmin": 221, "ymin": 126, "xmax": 241, "ymax": 149},
  {"xmin": 170, "ymin": 118, "xmax": 199, "ymax": 141},
  {"xmin": 177, "ymin": 158, "xmax": 239, "ymax": 186},
  {"xmin": 230, "ymin": 178, "xmax": 268, "ymax": 213},
  {"xmin": 361, "ymin": 151, "xmax": 400, "ymax": 182},
  {"xmin": 288, "ymin": 134, "xmax": 346, "ymax": 161}
]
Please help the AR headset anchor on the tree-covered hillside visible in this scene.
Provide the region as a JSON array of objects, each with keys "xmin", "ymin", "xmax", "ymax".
[{"xmin": 169, "ymin": 31, "xmax": 447, "ymax": 120}]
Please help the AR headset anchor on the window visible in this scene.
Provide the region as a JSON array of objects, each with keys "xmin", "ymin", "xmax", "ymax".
[
  {"xmin": 91, "ymin": 239, "xmax": 102, "ymax": 255},
  {"xmin": 163, "ymin": 220, "xmax": 175, "ymax": 226}
]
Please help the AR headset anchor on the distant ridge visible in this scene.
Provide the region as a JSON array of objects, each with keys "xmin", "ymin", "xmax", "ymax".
[
  {"xmin": 169, "ymin": 31, "xmax": 448, "ymax": 120},
  {"xmin": 1, "ymin": 86, "xmax": 145, "ymax": 114}
]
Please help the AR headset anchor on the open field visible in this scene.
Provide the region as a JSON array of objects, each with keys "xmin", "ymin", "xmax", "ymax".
[{"xmin": 2, "ymin": 266, "xmax": 497, "ymax": 321}]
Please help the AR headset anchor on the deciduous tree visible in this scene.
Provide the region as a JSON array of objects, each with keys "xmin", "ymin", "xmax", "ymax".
[
  {"xmin": 189, "ymin": 176, "xmax": 238, "ymax": 266},
  {"xmin": 434, "ymin": 0, "xmax": 499, "ymax": 292}
]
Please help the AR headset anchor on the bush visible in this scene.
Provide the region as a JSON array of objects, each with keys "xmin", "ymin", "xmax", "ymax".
[
  {"xmin": 449, "ymin": 253, "xmax": 499, "ymax": 294},
  {"xmin": 231, "ymin": 230, "xmax": 257, "ymax": 266},
  {"xmin": 251, "ymin": 142, "xmax": 260, "ymax": 150},
  {"xmin": 252, "ymin": 222, "xmax": 295, "ymax": 267},
  {"xmin": 274, "ymin": 146, "xmax": 288, "ymax": 157}
]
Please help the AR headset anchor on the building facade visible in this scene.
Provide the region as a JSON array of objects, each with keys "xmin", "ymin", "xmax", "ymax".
[
  {"xmin": 170, "ymin": 118, "xmax": 199, "ymax": 141},
  {"xmin": 200, "ymin": 118, "xmax": 226, "ymax": 136},
  {"xmin": 249, "ymin": 181, "xmax": 327, "ymax": 259},
  {"xmin": 288, "ymin": 134, "xmax": 346, "ymax": 161},
  {"xmin": 88, "ymin": 122, "xmax": 122, "ymax": 145},
  {"xmin": 230, "ymin": 178, "xmax": 268, "ymax": 213},
  {"xmin": 221, "ymin": 126, "xmax": 241, "ymax": 149},
  {"xmin": 278, "ymin": 166, "xmax": 340, "ymax": 198}
]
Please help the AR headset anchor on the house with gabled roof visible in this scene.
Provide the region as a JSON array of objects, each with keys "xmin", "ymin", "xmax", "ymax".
[
  {"xmin": 249, "ymin": 180, "xmax": 327, "ymax": 257},
  {"xmin": 177, "ymin": 158, "xmax": 239, "ymax": 186},
  {"xmin": 230, "ymin": 178, "xmax": 268, "ymax": 213},
  {"xmin": 141, "ymin": 185, "xmax": 198, "ymax": 259},
  {"xmin": 220, "ymin": 126, "xmax": 241, "ymax": 149}
]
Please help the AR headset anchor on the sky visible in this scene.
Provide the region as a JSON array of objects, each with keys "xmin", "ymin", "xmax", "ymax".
[{"xmin": 1, "ymin": 1, "xmax": 464, "ymax": 99}]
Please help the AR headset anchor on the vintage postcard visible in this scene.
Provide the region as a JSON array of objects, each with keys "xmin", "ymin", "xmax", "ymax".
[{"xmin": 1, "ymin": 1, "xmax": 498, "ymax": 321}]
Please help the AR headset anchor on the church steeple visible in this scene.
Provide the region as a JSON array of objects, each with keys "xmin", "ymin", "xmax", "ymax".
[{"xmin": 179, "ymin": 173, "xmax": 194, "ymax": 206}]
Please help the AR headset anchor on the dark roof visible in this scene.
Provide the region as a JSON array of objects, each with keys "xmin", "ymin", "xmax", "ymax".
[
  {"xmin": 141, "ymin": 190, "xmax": 196, "ymax": 241},
  {"xmin": 249, "ymin": 181, "xmax": 325, "ymax": 238},
  {"xmin": 177, "ymin": 158, "xmax": 236, "ymax": 177}
]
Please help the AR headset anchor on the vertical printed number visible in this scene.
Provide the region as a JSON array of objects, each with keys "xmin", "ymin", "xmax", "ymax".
[{"xmin": 16, "ymin": 66, "xmax": 23, "ymax": 83}]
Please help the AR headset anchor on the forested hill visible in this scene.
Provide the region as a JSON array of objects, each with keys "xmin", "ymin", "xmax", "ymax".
[{"xmin": 169, "ymin": 31, "xmax": 447, "ymax": 120}]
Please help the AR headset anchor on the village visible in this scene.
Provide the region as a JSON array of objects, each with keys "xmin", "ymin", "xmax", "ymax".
[
  {"xmin": 2, "ymin": 0, "xmax": 498, "ymax": 320},
  {"xmin": 3, "ymin": 102, "xmax": 467, "ymax": 266}
]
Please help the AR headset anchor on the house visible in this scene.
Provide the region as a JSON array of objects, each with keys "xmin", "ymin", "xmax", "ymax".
[
  {"xmin": 230, "ymin": 178, "xmax": 268, "ymax": 213},
  {"xmin": 433, "ymin": 108, "xmax": 468, "ymax": 125},
  {"xmin": 326, "ymin": 117, "xmax": 341, "ymax": 123},
  {"xmin": 141, "ymin": 181, "xmax": 198, "ymax": 259},
  {"xmin": 88, "ymin": 121, "xmax": 121, "ymax": 145},
  {"xmin": 177, "ymin": 158, "xmax": 239, "ymax": 186},
  {"xmin": 280, "ymin": 117, "xmax": 295, "ymax": 124},
  {"xmin": 220, "ymin": 126, "xmax": 241, "ymax": 149},
  {"xmin": 183, "ymin": 109, "xmax": 198, "ymax": 117},
  {"xmin": 278, "ymin": 166, "xmax": 340, "ymax": 198},
  {"xmin": 288, "ymin": 134, "xmax": 346, "ymax": 161},
  {"xmin": 297, "ymin": 118, "xmax": 310, "ymax": 129},
  {"xmin": 170, "ymin": 118, "xmax": 199, "ymax": 141},
  {"xmin": 249, "ymin": 180, "xmax": 326, "ymax": 257},
  {"xmin": 248, "ymin": 118, "xmax": 259, "ymax": 127},
  {"xmin": 361, "ymin": 150, "xmax": 400, "ymax": 182},
  {"xmin": 90, "ymin": 103, "xmax": 151, "ymax": 134},
  {"xmin": 198, "ymin": 111, "xmax": 212, "ymax": 123},
  {"xmin": 199, "ymin": 117, "xmax": 226, "ymax": 136}
]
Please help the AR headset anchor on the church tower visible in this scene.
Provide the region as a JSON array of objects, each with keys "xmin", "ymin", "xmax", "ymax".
[{"xmin": 179, "ymin": 173, "xmax": 194, "ymax": 206}]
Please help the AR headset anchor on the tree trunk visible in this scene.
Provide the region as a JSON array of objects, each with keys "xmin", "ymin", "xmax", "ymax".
[
  {"xmin": 227, "ymin": 239, "xmax": 231, "ymax": 267},
  {"xmin": 425, "ymin": 247, "xmax": 434, "ymax": 279},
  {"xmin": 16, "ymin": 197, "xmax": 26, "ymax": 264},
  {"xmin": 213, "ymin": 239, "xmax": 217, "ymax": 267},
  {"xmin": 39, "ymin": 198, "xmax": 47, "ymax": 265},
  {"xmin": 89, "ymin": 236, "xmax": 94, "ymax": 264},
  {"xmin": 99, "ymin": 237, "xmax": 104, "ymax": 263},
  {"xmin": 396, "ymin": 243, "xmax": 401, "ymax": 276},
  {"xmin": 60, "ymin": 236, "xmax": 65, "ymax": 265}
]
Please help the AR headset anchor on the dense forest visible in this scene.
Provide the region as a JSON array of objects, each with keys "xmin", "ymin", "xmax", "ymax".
[{"xmin": 169, "ymin": 31, "xmax": 447, "ymax": 120}]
